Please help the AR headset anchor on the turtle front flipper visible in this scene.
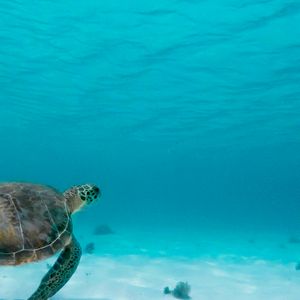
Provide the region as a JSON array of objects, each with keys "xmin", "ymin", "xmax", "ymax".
[{"xmin": 28, "ymin": 235, "xmax": 82, "ymax": 300}]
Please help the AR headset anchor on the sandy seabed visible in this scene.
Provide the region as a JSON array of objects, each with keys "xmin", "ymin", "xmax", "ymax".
[
  {"xmin": 1, "ymin": 227, "xmax": 300, "ymax": 300},
  {"xmin": 1, "ymin": 255, "xmax": 300, "ymax": 300}
]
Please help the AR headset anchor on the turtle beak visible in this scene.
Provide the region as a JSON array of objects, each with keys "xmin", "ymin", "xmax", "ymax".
[{"xmin": 93, "ymin": 186, "xmax": 101, "ymax": 198}]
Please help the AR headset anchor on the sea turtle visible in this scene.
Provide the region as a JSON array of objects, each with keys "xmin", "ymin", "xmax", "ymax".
[{"xmin": 0, "ymin": 182, "xmax": 101, "ymax": 300}]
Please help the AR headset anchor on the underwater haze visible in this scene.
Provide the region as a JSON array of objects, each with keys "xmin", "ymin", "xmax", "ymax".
[{"xmin": 1, "ymin": 0, "xmax": 300, "ymax": 299}]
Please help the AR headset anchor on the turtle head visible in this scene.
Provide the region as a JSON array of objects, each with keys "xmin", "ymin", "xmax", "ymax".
[{"xmin": 64, "ymin": 184, "xmax": 101, "ymax": 213}]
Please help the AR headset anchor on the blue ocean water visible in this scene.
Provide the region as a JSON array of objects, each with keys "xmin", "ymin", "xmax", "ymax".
[{"xmin": 0, "ymin": 1, "xmax": 300, "ymax": 299}]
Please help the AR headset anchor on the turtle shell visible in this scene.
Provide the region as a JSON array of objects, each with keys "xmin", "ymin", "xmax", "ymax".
[{"xmin": 0, "ymin": 182, "xmax": 72, "ymax": 265}]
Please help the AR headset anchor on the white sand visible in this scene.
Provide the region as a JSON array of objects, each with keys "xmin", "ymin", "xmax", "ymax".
[
  {"xmin": 1, "ymin": 227, "xmax": 300, "ymax": 299},
  {"xmin": 1, "ymin": 254, "xmax": 300, "ymax": 300}
]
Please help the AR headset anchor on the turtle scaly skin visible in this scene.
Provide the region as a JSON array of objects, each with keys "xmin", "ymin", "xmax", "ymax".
[{"xmin": 28, "ymin": 236, "xmax": 82, "ymax": 300}]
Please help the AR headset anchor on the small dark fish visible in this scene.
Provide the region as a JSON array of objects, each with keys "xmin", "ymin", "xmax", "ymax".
[
  {"xmin": 94, "ymin": 224, "xmax": 114, "ymax": 235},
  {"xmin": 279, "ymin": 243, "xmax": 286, "ymax": 249},
  {"xmin": 289, "ymin": 237, "xmax": 300, "ymax": 244},
  {"xmin": 85, "ymin": 242, "xmax": 95, "ymax": 254}
]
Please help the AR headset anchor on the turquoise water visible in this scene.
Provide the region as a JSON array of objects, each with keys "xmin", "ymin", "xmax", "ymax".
[{"xmin": 1, "ymin": 1, "xmax": 300, "ymax": 299}]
